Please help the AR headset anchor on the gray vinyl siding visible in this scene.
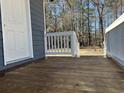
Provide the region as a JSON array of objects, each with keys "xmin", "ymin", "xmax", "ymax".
[
  {"xmin": 0, "ymin": 10, "xmax": 4, "ymax": 68},
  {"xmin": 30, "ymin": 0, "xmax": 45, "ymax": 59},
  {"xmin": 106, "ymin": 22, "xmax": 124, "ymax": 66}
]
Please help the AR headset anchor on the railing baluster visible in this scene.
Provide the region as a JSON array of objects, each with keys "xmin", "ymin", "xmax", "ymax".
[
  {"xmin": 48, "ymin": 36, "xmax": 50, "ymax": 52},
  {"xmin": 64, "ymin": 35, "xmax": 66, "ymax": 53},
  {"xmin": 66, "ymin": 35, "xmax": 69, "ymax": 53},
  {"xmin": 54, "ymin": 35, "xmax": 56, "ymax": 53},
  {"xmin": 60, "ymin": 35, "xmax": 63, "ymax": 52},
  {"xmin": 57, "ymin": 35, "xmax": 60, "ymax": 53},
  {"xmin": 51, "ymin": 36, "xmax": 54, "ymax": 52}
]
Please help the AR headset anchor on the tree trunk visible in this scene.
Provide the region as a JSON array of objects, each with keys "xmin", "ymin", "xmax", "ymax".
[
  {"xmin": 121, "ymin": 0, "xmax": 123, "ymax": 14},
  {"xmin": 95, "ymin": 17, "xmax": 97, "ymax": 46},
  {"xmin": 88, "ymin": 0, "xmax": 91, "ymax": 46},
  {"xmin": 54, "ymin": 17, "xmax": 57, "ymax": 32},
  {"xmin": 99, "ymin": 16, "xmax": 104, "ymax": 44}
]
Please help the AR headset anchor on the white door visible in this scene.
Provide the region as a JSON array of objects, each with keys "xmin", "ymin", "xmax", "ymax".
[{"xmin": 1, "ymin": 0, "xmax": 33, "ymax": 65}]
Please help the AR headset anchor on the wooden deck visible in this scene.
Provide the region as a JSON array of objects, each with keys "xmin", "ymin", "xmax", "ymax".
[{"xmin": 0, "ymin": 56, "xmax": 124, "ymax": 93}]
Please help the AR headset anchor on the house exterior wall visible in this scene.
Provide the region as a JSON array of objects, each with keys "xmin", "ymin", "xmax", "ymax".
[
  {"xmin": 105, "ymin": 14, "xmax": 124, "ymax": 67},
  {"xmin": 30, "ymin": 0, "xmax": 45, "ymax": 59},
  {"xmin": 0, "ymin": 11, "xmax": 4, "ymax": 68},
  {"xmin": 0, "ymin": 0, "xmax": 45, "ymax": 71}
]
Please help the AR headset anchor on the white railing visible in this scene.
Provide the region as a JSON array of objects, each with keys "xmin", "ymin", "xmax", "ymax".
[
  {"xmin": 105, "ymin": 13, "xmax": 124, "ymax": 66},
  {"xmin": 45, "ymin": 31, "xmax": 80, "ymax": 57}
]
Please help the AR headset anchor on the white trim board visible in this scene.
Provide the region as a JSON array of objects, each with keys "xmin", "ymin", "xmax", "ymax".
[
  {"xmin": 0, "ymin": 0, "xmax": 34, "ymax": 65},
  {"xmin": 43, "ymin": 2, "xmax": 47, "ymax": 58},
  {"xmin": 106, "ymin": 13, "xmax": 124, "ymax": 33}
]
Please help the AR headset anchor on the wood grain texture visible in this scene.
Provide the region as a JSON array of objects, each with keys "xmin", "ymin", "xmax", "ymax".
[{"xmin": 0, "ymin": 56, "xmax": 124, "ymax": 93}]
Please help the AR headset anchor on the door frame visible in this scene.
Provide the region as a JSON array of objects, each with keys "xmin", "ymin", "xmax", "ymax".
[
  {"xmin": 43, "ymin": 2, "xmax": 47, "ymax": 58},
  {"xmin": 0, "ymin": 0, "xmax": 34, "ymax": 65}
]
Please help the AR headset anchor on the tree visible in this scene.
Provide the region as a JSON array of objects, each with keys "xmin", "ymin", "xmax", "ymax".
[
  {"xmin": 91, "ymin": 0, "xmax": 105, "ymax": 45},
  {"xmin": 44, "ymin": 0, "xmax": 124, "ymax": 48}
]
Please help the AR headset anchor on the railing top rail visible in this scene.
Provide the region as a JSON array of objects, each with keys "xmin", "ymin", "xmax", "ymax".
[
  {"xmin": 46, "ymin": 31, "xmax": 75, "ymax": 36},
  {"xmin": 106, "ymin": 13, "xmax": 124, "ymax": 34}
]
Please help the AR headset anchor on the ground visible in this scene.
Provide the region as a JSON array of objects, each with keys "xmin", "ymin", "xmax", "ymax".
[
  {"xmin": 0, "ymin": 49, "xmax": 124, "ymax": 93},
  {"xmin": 80, "ymin": 48, "xmax": 104, "ymax": 56}
]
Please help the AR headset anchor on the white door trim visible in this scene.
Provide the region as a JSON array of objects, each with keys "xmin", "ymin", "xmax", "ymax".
[
  {"xmin": 25, "ymin": 0, "xmax": 34, "ymax": 58},
  {"xmin": 0, "ymin": 0, "xmax": 34, "ymax": 65},
  {"xmin": 43, "ymin": 2, "xmax": 47, "ymax": 58}
]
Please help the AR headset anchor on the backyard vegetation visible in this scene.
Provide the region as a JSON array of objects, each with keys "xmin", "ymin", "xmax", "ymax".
[{"xmin": 45, "ymin": 0, "xmax": 124, "ymax": 47}]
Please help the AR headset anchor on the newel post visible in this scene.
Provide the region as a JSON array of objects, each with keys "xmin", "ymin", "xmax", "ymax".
[
  {"xmin": 104, "ymin": 33, "xmax": 107, "ymax": 58},
  {"xmin": 71, "ymin": 32, "xmax": 80, "ymax": 58}
]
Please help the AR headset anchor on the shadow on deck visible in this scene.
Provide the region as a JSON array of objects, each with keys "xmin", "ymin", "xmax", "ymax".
[{"xmin": 0, "ymin": 56, "xmax": 124, "ymax": 93}]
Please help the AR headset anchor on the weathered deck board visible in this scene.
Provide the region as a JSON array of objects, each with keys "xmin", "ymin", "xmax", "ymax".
[{"xmin": 0, "ymin": 56, "xmax": 124, "ymax": 93}]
